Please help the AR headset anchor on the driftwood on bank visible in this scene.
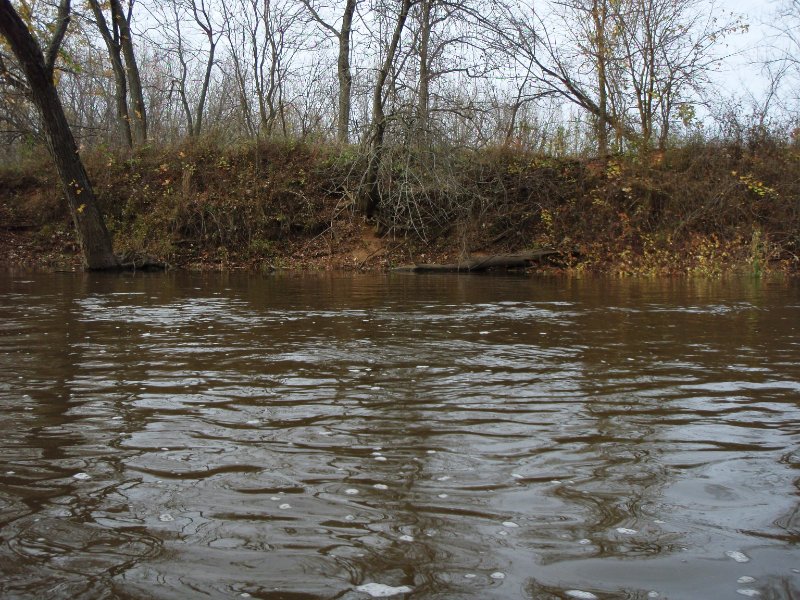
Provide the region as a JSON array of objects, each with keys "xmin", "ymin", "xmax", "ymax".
[{"xmin": 392, "ymin": 249, "xmax": 558, "ymax": 273}]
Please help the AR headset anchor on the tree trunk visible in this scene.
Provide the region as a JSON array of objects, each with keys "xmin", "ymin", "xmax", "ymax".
[
  {"xmin": 591, "ymin": 0, "xmax": 609, "ymax": 157},
  {"xmin": 337, "ymin": 0, "xmax": 356, "ymax": 143},
  {"xmin": 190, "ymin": 2, "xmax": 218, "ymax": 138},
  {"xmin": 0, "ymin": 0, "xmax": 120, "ymax": 270},
  {"xmin": 300, "ymin": 0, "xmax": 357, "ymax": 143},
  {"xmin": 87, "ymin": 0, "xmax": 133, "ymax": 148},
  {"xmin": 194, "ymin": 40, "xmax": 216, "ymax": 136},
  {"xmin": 111, "ymin": 0, "xmax": 147, "ymax": 146},
  {"xmin": 417, "ymin": 0, "xmax": 432, "ymax": 136}
]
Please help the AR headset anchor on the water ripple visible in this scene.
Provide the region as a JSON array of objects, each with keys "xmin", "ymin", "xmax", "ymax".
[{"xmin": 1, "ymin": 273, "xmax": 798, "ymax": 598}]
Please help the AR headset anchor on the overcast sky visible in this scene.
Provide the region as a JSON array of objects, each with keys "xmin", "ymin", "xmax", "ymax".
[{"xmin": 714, "ymin": 0, "xmax": 781, "ymax": 98}]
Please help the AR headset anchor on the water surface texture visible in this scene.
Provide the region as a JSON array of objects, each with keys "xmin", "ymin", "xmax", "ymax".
[{"xmin": 1, "ymin": 273, "xmax": 798, "ymax": 599}]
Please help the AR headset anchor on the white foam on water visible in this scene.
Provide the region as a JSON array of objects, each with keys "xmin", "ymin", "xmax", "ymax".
[
  {"xmin": 647, "ymin": 592, "xmax": 659, "ymax": 599},
  {"xmin": 737, "ymin": 577, "xmax": 756, "ymax": 584},
  {"xmin": 270, "ymin": 496, "xmax": 281, "ymax": 501},
  {"xmin": 345, "ymin": 515, "xmax": 355, "ymax": 521},
  {"xmin": 355, "ymin": 583, "xmax": 413, "ymax": 597},
  {"xmin": 5, "ymin": 471, "xmax": 14, "ymax": 475},
  {"xmin": 436, "ymin": 476, "xmax": 451, "ymax": 481},
  {"xmin": 502, "ymin": 521, "xmax": 519, "ymax": 528},
  {"xmin": 158, "ymin": 513, "xmax": 174, "ymax": 522},
  {"xmin": 373, "ymin": 484, "xmax": 388, "ymax": 490},
  {"xmin": 726, "ymin": 551, "xmax": 750, "ymax": 563},
  {"xmin": 511, "ymin": 473, "xmax": 523, "ymax": 479},
  {"xmin": 345, "ymin": 489, "xmax": 359, "ymax": 495},
  {"xmin": 426, "ymin": 450, "xmax": 436, "ymax": 454},
  {"xmin": 736, "ymin": 589, "xmax": 761, "ymax": 597},
  {"xmin": 490, "ymin": 572, "xmax": 505, "ymax": 580},
  {"xmin": 374, "ymin": 456, "xmax": 387, "ymax": 462},
  {"xmin": 497, "ymin": 530, "xmax": 508, "ymax": 536},
  {"xmin": 73, "ymin": 472, "xmax": 91, "ymax": 480},
  {"xmin": 578, "ymin": 539, "xmax": 591, "ymax": 545},
  {"xmin": 616, "ymin": 528, "xmax": 637, "ymax": 535},
  {"xmin": 464, "ymin": 573, "xmax": 476, "ymax": 579},
  {"xmin": 565, "ymin": 591, "xmax": 598, "ymax": 600},
  {"xmin": 246, "ymin": 420, "xmax": 259, "ymax": 425},
  {"xmin": 278, "ymin": 503, "xmax": 291, "ymax": 509},
  {"xmin": 438, "ymin": 493, "xmax": 448, "ymax": 498},
  {"xmin": 398, "ymin": 535, "xmax": 414, "ymax": 542}
]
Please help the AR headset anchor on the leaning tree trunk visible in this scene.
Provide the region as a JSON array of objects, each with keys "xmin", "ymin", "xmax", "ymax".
[
  {"xmin": 0, "ymin": 0, "xmax": 120, "ymax": 270},
  {"xmin": 361, "ymin": 0, "xmax": 414, "ymax": 218}
]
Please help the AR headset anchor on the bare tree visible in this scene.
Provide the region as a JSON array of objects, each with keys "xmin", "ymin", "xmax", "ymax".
[
  {"xmin": 186, "ymin": 0, "xmax": 221, "ymax": 136},
  {"xmin": 0, "ymin": 0, "xmax": 119, "ymax": 269},
  {"xmin": 766, "ymin": 0, "xmax": 800, "ymax": 120},
  {"xmin": 616, "ymin": 0, "xmax": 746, "ymax": 150},
  {"xmin": 87, "ymin": 0, "xmax": 133, "ymax": 147},
  {"xmin": 410, "ymin": 0, "xmax": 487, "ymax": 138},
  {"xmin": 299, "ymin": 0, "xmax": 358, "ymax": 142},
  {"xmin": 220, "ymin": 0, "xmax": 305, "ymax": 137},
  {"xmin": 361, "ymin": 0, "xmax": 416, "ymax": 218},
  {"xmin": 113, "ymin": 0, "xmax": 147, "ymax": 145},
  {"xmin": 487, "ymin": 1, "xmax": 639, "ymax": 150}
]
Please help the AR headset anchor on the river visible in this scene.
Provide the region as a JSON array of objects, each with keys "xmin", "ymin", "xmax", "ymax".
[{"xmin": 0, "ymin": 272, "xmax": 798, "ymax": 599}]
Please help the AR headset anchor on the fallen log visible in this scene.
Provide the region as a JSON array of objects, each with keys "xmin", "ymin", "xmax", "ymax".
[
  {"xmin": 393, "ymin": 249, "xmax": 558, "ymax": 273},
  {"xmin": 117, "ymin": 252, "xmax": 168, "ymax": 271}
]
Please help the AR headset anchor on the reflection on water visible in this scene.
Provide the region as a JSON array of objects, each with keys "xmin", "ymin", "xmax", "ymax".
[{"xmin": 0, "ymin": 272, "xmax": 798, "ymax": 599}]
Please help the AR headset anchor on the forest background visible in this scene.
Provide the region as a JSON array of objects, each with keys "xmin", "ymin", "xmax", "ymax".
[{"xmin": 0, "ymin": 0, "xmax": 798, "ymax": 274}]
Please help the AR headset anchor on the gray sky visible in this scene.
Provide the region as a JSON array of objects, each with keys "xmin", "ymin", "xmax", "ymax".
[{"xmin": 715, "ymin": 0, "xmax": 780, "ymax": 97}]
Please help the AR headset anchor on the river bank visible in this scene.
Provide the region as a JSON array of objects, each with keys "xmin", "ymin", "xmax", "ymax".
[{"xmin": 2, "ymin": 137, "xmax": 798, "ymax": 275}]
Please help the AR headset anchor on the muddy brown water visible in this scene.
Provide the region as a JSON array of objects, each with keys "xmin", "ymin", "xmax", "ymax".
[{"xmin": 0, "ymin": 272, "xmax": 798, "ymax": 599}]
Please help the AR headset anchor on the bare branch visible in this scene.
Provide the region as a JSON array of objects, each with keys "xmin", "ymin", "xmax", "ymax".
[{"xmin": 44, "ymin": 0, "xmax": 71, "ymax": 75}]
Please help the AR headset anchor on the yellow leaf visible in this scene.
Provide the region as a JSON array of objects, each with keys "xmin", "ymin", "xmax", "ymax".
[{"xmin": 77, "ymin": 204, "xmax": 85, "ymax": 213}]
